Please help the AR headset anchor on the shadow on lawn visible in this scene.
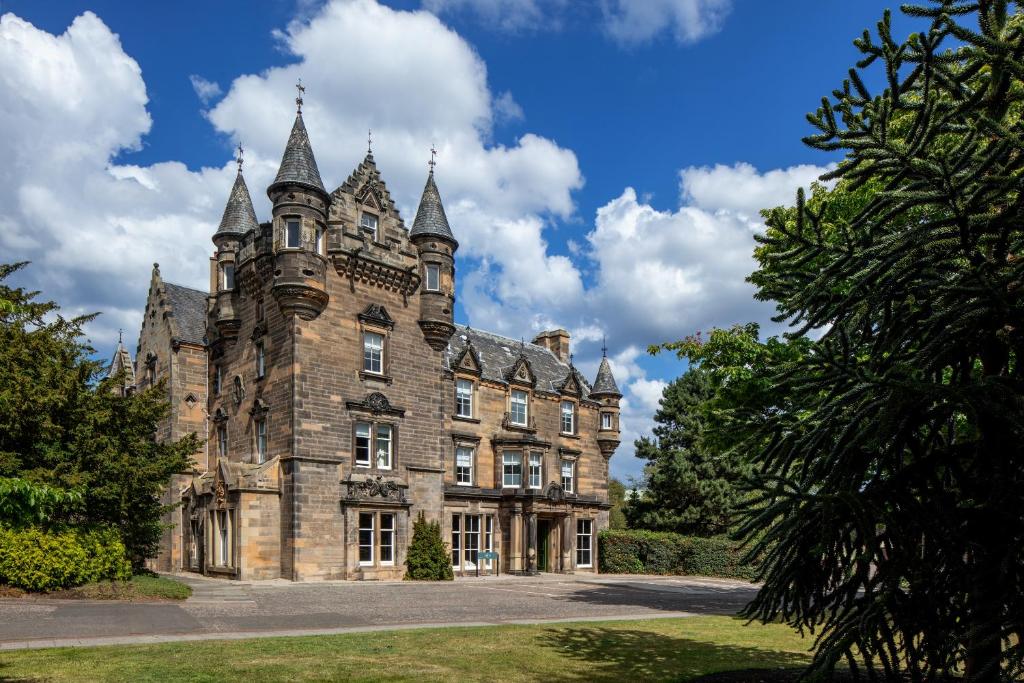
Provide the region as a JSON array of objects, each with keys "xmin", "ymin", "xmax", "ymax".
[
  {"xmin": 0, "ymin": 661, "xmax": 47, "ymax": 683},
  {"xmin": 556, "ymin": 582, "xmax": 758, "ymax": 616},
  {"xmin": 536, "ymin": 622, "xmax": 810, "ymax": 682}
]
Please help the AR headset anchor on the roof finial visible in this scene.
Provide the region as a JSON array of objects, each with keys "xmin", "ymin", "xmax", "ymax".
[
  {"xmin": 602, "ymin": 335, "xmax": 608, "ymax": 357},
  {"xmin": 367, "ymin": 128, "xmax": 373, "ymax": 155},
  {"xmin": 295, "ymin": 78, "xmax": 305, "ymax": 113},
  {"xmin": 569, "ymin": 352, "xmax": 574, "ymax": 366},
  {"xmin": 429, "ymin": 144, "xmax": 437, "ymax": 173},
  {"xmin": 118, "ymin": 328, "xmax": 123, "ymax": 345},
  {"xmin": 236, "ymin": 142, "xmax": 244, "ymax": 173}
]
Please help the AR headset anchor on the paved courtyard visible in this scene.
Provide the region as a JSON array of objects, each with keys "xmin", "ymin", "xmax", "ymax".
[{"xmin": 0, "ymin": 574, "xmax": 759, "ymax": 650}]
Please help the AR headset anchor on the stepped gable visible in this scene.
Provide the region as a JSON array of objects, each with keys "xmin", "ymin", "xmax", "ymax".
[
  {"xmin": 332, "ymin": 152, "xmax": 402, "ymax": 224},
  {"xmin": 446, "ymin": 324, "xmax": 592, "ymax": 399}
]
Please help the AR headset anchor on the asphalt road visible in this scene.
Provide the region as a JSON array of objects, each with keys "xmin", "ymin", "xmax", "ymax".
[{"xmin": 0, "ymin": 574, "xmax": 759, "ymax": 650}]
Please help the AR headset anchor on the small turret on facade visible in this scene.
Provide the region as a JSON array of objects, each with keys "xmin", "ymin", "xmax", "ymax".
[
  {"xmin": 591, "ymin": 341, "xmax": 622, "ymax": 459},
  {"xmin": 267, "ymin": 83, "xmax": 330, "ymax": 321},
  {"xmin": 107, "ymin": 330, "xmax": 136, "ymax": 397},
  {"xmin": 210, "ymin": 146, "xmax": 257, "ymax": 343},
  {"xmin": 409, "ymin": 153, "xmax": 458, "ymax": 351}
]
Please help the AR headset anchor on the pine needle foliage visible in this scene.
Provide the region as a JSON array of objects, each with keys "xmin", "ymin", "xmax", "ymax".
[
  {"xmin": 735, "ymin": 2, "xmax": 1024, "ymax": 680},
  {"xmin": 404, "ymin": 512, "xmax": 454, "ymax": 581}
]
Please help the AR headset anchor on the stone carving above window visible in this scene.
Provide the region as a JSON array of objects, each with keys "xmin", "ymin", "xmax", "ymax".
[
  {"xmin": 345, "ymin": 392, "xmax": 405, "ymax": 417},
  {"xmin": 358, "ymin": 303, "xmax": 394, "ymax": 330},
  {"xmin": 344, "ymin": 475, "xmax": 407, "ymax": 501}
]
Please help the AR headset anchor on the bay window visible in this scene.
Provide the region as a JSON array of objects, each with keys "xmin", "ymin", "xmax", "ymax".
[
  {"xmin": 502, "ymin": 451, "xmax": 522, "ymax": 488},
  {"xmin": 528, "ymin": 452, "xmax": 543, "ymax": 489}
]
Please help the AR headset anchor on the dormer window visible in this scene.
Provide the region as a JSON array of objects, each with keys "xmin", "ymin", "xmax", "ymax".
[
  {"xmin": 286, "ymin": 218, "xmax": 301, "ymax": 248},
  {"xmin": 220, "ymin": 263, "xmax": 235, "ymax": 291},
  {"xmin": 510, "ymin": 390, "xmax": 528, "ymax": 426},
  {"xmin": 360, "ymin": 212, "xmax": 378, "ymax": 237},
  {"xmin": 425, "ymin": 263, "xmax": 440, "ymax": 292}
]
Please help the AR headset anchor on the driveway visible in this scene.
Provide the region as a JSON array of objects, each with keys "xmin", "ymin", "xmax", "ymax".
[{"xmin": 0, "ymin": 573, "xmax": 759, "ymax": 650}]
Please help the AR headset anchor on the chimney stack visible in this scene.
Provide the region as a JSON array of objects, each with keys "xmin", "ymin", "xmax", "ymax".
[{"xmin": 532, "ymin": 329, "xmax": 571, "ymax": 363}]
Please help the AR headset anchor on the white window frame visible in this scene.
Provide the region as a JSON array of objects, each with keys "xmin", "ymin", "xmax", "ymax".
[
  {"xmin": 601, "ymin": 412, "xmax": 613, "ymax": 430},
  {"xmin": 561, "ymin": 459, "xmax": 575, "ymax": 493},
  {"xmin": 528, "ymin": 452, "xmax": 543, "ymax": 489},
  {"xmin": 214, "ymin": 509, "xmax": 231, "ymax": 567},
  {"xmin": 455, "ymin": 379, "xmax": 473, "ymax": 418},
  {"xmin": 256, "ymin": 342, "xmax": 265, "ymax": 379},
  {"xmin": 451, "ymin": 514, "xmax": 461, "ymax": 568},
  {"xmin": 510, "ymin": 390, "xmax": 528, "ymax": 426},
  {"xmin": 217, "ymin": 425, "xmax": 228, "ymax": 459},
  {"xmin": 576, "ymin": 519, "xmax": 593, "ymax": 568},
  {"xmin": 358, "ymin": 512, "xmax": 375, "ymax": 567},
  {"xmin": 363, "ymin": 331, "xmax": 384, "ymax": 374},
  {"xmin": 359, "ymin": 212, "xmax": 378, "ymax": 237},
  {"xmin": 379, "ymin": 513, "xmax": 395, "ymax": 566},
  {"xmin": 255, "ymin": 418, "xmax": 267, "ymax": 464},
  {"xmin": 355, "ymin": 422, "xmax": 371, "ymax": 467},
  {"xmin": 286, "ymin": 218, "xmax": 301, "ymax": 248},
  {"xmin": 221, "ymin": 263, "xmax": 235, "ymax": 291},
  {"xmin": 561, "ymin": 400, "xmax": 575, "ymax": 434},
  {"xmin": 484, "ymin": 516, "xmax": 494, "ymax": 570},
  {"xmin": 315, "ymin": 225, "xmax": 325, "ymax": 254},
  {"xmin": 455, "ymin": 446, "xmax": 474, "ymax": 486},
  {"xmin": 376, "ymin": 424, "xmax": 393, "ymax": 470},
  {"xmin": 425, "ymin": 263, "xmax": 440, "ymax": 292},
  {"xmin": 502, "ymin": 451, "xmax": 522, "ymax": 488}
]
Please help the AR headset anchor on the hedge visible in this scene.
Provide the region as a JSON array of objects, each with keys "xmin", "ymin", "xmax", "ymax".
[
  {"xmin": 0, "ymin": 525, "xmax": 131, "ymax": 591},
  {"xmin": 598, "ymin": 529, "xmax": 758, "ymax": 580}
]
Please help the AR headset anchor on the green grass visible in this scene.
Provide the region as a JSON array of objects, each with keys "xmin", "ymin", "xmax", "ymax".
[
  {"xmin": 0, "ymin": 616, "xmax": 814, "ymax": 682},
  {"xmin": 38, "ymin": 574, "xmax": 192, "ymax": 601}
]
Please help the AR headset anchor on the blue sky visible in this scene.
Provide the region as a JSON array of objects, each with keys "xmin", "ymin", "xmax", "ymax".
[{"xmin": 0, "ymin": 0, "xmax": 919, "ymax": 480}]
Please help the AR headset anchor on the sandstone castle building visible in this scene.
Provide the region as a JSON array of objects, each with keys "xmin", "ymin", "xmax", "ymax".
[{"xmin": 123, "ymin": 92, "xmax": 621, "ymax": 581}]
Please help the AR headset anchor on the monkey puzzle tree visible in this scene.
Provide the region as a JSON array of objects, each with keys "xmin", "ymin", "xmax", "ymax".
[{"xmin": 727, "ymin": 2, "xmax": 1024, "ymax": 679}]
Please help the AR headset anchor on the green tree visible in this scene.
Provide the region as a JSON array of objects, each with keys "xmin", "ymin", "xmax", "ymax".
[
  {"xmin": 625, "ymin": 366, "xmax": 746, "ymax": 536},
  {"xmin": 0, "ymin": 262, "xmax": 195, "ymax": 568},
  {"xmin": 662, "ymin": 3, "xmax": 1024, "ymax": 679},
  {"xmin": 404, "ymin": 512, "xmax": 454, "ymax": 581},
  {"xmin": 607, "ymin": 478, "xmax": 628, "ymax": 529}
]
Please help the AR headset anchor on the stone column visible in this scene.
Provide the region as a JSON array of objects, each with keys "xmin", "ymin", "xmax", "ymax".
[
  {"xmin": 526, "ymin": 512, "xmax": 538, "ymax": 575},
  {"xmin": 561, "ymin": 514, "xmax": 573, "ymax": 573},
  {"xmin": 510, "ymin": 508, "xmax": 523, "ymax": 573}
]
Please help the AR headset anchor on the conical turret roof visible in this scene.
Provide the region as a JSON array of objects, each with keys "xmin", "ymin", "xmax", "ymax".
[
  {"xmin": 215, "ymin": 170, "xmax": 260, "ymax": 239},
  {"xmin": 410, "ymin": 170, "xmax": 457, "ymax": 247},
  {"xmin": 268, "ymin": 112, "xmax": 326, "ymax": 196},
  {"xmin": 591, "ymin": 356, "xmax": 621, "ymax": 398}
]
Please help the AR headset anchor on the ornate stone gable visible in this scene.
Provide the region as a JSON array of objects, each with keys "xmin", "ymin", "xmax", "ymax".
[
  {"xmin": 454, "ymin": 340, "xmax": 482, "ymax": 376},
  {"xmin": 506, "ymin": 353, "xmax": 537, "ymax": 387}
]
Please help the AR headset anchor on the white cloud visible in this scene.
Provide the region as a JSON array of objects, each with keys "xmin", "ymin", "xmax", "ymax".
[
  {"xmin": 189, "ymin": 74, "xmax": 223, "ymax": 104},
  {"xmin": 680, "ymin": 161, "xmax": 831, "ymax": 219},
  {"xmin": 602, "ymin": 0, "xmax": 732, "ymax": 45},
  {"xmin": 493, "ymin": 90, "xmax": 524, "ymax": 123},
  {"xmin": 421, "ymin": 0, "xmax": 565, "ymax": 31}
]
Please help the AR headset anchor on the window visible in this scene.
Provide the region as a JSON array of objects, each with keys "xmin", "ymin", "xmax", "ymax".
[
  {"xmin": 363, "ymin": 332, "xmax": 384, "ymax": 374},
  {"xmin": 576, "ymin": 519, "xmax": 593, "ymax": 568},
  {"xmin": 561, "ymin": 459, "xmax": 575, "ymax": 493},
  {"xmin": 355, "ymin": 422, "xmax": 371, "ymax": 467},
  {"xmin": 425, "ymin": 263, "xmax": 440, "ymax": 291},
  {"xmin": 256, "ymin": 297, "xmax": 265, "ymax": 321},
  {"xmin": 464, "ymin": 515, "xmax": 480, "ymax": 570},
  {"xmin": 214, "ymin": 509, "xmax": 231, "ymax": 567},
  {"xmin": 315, "ymin": 225, "xmax": 325, "ymax": 254},
  {"xmin": 528, "ymin": 452, "xmax": 543, "ymax": 489},
  {"xmin": 146, "ymin": 363, "xmax": 156, "ymax": 385},
  {"xmin": 455, "ymin": 447, "xmax": 473, "ymax": 486},
  {"xmin": 221, "ymin": 263, "xmax": 235, "ymax": 290},
  {"xmin": 484, "ymin": 516, "xmax": 494, "ymax": 570},
  {"xmin": 256, "ymin": 342, "xmax": 266, "ymax": 379},
  {"xmin": 561, "ymin": 400, "xmax": 575, "ymax": 434},
  {"xmin": 359, "ymin": 512, "xmax": 374, "ymax": 566},
  {"xmin": 360, "ymin": 212, "xmax": 378, "ymax": 235},
  {"xmin": 455, "ymin": 379, "xmax": 473, "ymax": 418},
  {"xmin": 503, "ymin": 451, "xmax": 522, "ymax": 488},
  {"xmin": 214, "ymin": 365, "xmax": 222, "ymax": 394},
  {"xmin": 601, "ymin": 412, "xmax": 613, "ymax": 430},
  {"xmin": 379, "ymin": 513, "xmax": 395, "ymax": 566},
  {"xmin": 510, "ymin": 390, "xmax": 528, "ymax": 426},
  {"xmin": 286, "ymin": 218, "xmax": 301, "ymax": 248},
  {"xmin": 217, "ymin": 425, "xmax": 228, "ymax": 460},
  {"xmin": 451, "ymin": 514, "xmax": 460, "ymax": 567},
  {"xmin": 376, "ymin": 424, "xmax": 392, "ymax": 469},
  {"xmin": 255, "ymin": 418, "xmax": 267, "ymax": 464}
]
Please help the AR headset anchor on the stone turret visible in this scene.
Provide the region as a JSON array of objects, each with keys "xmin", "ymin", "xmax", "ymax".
[
  {"xmin": 267, "ymin": 88, "xmax": 329, "ymax": 320},
  {"xmin": 211, "ymin": 154, "xmax": 257, "ymax": 342},
  {"xmin": 590, "ymin": 347, "xmax": 622, "ymax": 459},
  {"xmin": 409, "ymin": 164, "xmax": 457, "ymax": 351}
]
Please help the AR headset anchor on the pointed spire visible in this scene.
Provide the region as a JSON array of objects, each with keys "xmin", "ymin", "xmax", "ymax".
[
  {"xmin": 216, "ymin": 158, "xmax": 260, "ymax": 239},
  {"xmin": 107, "ymin": 333, "xmax": 136, "ymax": 385},
  {"xmin": 591, "ymin": 355, "xmax": 621, "ymax": 398},
  {"xmin": 268, "ymin": 82, "xmax": 326, "ymax": 197},
  {"xmin": 410, "ymin": 152, "xmax": 457, "ymax": 247}
]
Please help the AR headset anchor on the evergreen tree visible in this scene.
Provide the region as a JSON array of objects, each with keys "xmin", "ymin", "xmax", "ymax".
[
  {"xmin": 662, "ymin": 3, "xmax": 1024, "ymax": 679},
  {"xmin": 607, "ymin": 478, "xmax": 628, "ymax": 530},
  {"xmin": 625, "ymin": 366, "xmax": 746, "ymax": 536},
  {"xmin": 0, "ymin": 262, "xmax": 195, "ymax": 568},
  {"xmin": 404, "ymin": 512, "xmax": 454, "ymax": 581}
]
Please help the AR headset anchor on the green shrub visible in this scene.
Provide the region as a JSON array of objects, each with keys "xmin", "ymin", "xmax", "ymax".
[
  {"xmin": 598, "ymin": 529, "xmax": 757, "ymax": 580},
  {"xmin": 0, "ymin": 525, "xmax": 131, "ymax": 591},
  {"xmin": 404, "ymin": 512, "xmax": 453, "ymax": 581}
]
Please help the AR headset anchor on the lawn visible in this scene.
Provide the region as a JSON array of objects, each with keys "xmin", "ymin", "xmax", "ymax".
[
  {"xmin": 0, "ymin": 574, "xmax": 191, "ymax": 602},
  {"xmin": 0, "ymin": 616, "xmax": 815, "ymax": 682}
]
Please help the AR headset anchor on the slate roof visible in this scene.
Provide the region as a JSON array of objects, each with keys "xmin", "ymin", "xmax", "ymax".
[
  {"xmin": 591, "ymin": 357, "xmax": 621, "ymax": 397},
  {"xmin": 269, "ymin": 113, "xmax": 326, "ymax": 196},
  {"xmin": 164, "ymin": 282, "xmax": 208, "ymax": 345},
  {"xmin": 446, "ymin": 325, "xmax": 592, "ymax": 399},
  {"xmin": 216, "ymin": 171, "xmax": 260, "ymax": 238},
  {"xmin": 410, "ymin": 171, "xmax": 457, "ymax": 246}
]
